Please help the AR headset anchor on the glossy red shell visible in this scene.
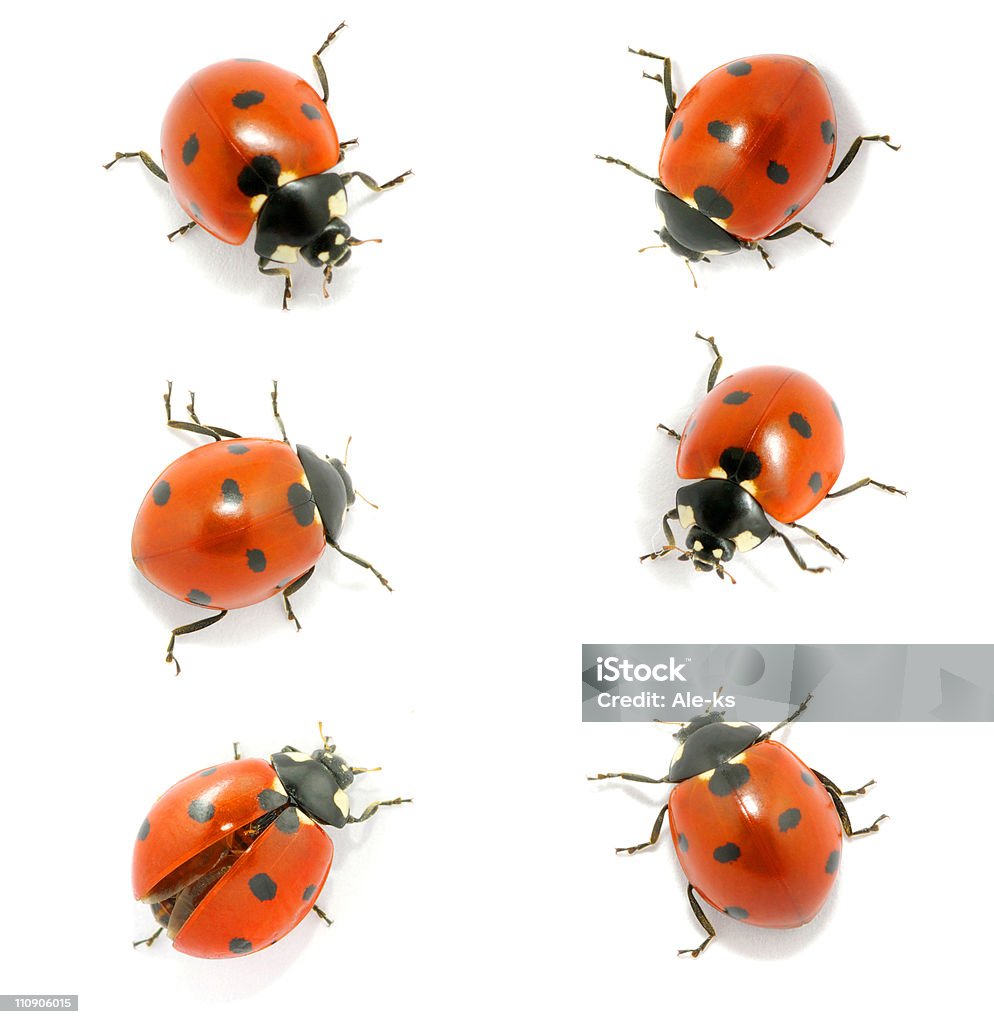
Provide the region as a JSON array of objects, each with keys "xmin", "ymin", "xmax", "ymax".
[
  {"xmin": 160, "ymin": 59, "xmax": 341, "ymax": 244},
  {"xmin": 132, "ymin": 438, "xmax": 326, "ymax": 610},
  {"xmin": 676, "ymin": 366, "xmax": 844, "ymax": 524},
  {"xmin": 133, "ymin": 757, "xmax": 333, "ymax": 959},
  {"xmin": 658, "ymin": 55, "xmax": 837, "ymax": 242},
  {"xmin": 668, "ymin": 740, "xmax": 843, "ymax": 929}
]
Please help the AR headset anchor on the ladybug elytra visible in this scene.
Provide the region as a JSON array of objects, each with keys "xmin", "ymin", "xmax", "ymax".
[
  {"xmin": 132, "ymin": 383, "xmax": 391, "ymax": 672},
  {"xmin": 133, "ymin": 729, "xmax": 409, "ymax": 958},
  {"xmin": 643, "ymin": 334, "xmax": 905, "ymax": 579},
  {"xmin": 591, "ymin": 694, "xmax": 886, "ymax": 956},
  {"xmin": 598, "ymin": 52, "xmax": 898, "ymax": 275},
  {"xmin": 105, "ymin": 25, "xmax": 410, "ymax": 308}
]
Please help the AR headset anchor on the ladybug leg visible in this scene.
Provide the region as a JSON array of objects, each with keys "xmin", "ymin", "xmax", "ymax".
[
  {"xmin": 769, "ymin": 526, "xmax": 830, "ymax": 574},
  {"xmin": 281, "ymin": 565, "xmax": 316, "ymax": 630},
  {"xmin": 233, "ymin": 742, "xmax": 241, "ymax": 761},
  {"xmin": 270, "ymin": 380, "xmax": 290, "ymax": 444},
  {"xmin": 627, "ymin": 48, "xmax": 677, "ymax": 126},
  {"xmin": 783, "ymin": 521, "xmax": 847, "ymax": 561},
  {"xmin": 165, "ymin": 610, "xmax": 228, "ymax": 675},
  {"xmin": 346, "ymin": 797, "xmax": 412, "ymax": 825},
  {"xmin": 639, "ymin": 508, "xmax": 683, "ymax": 563},
  {"xmin": 678, "ymin": 885, "xmax": 716, "ymax": 958},
  {"xmin": 132, "ymin": 926, "xmax": 163, "ymax": 949},
  {"xmin": 587, "ymin": 770, "xmax": 669, "ymax": 784},
  {"xmin": 167, "ymin": 220, "xmax": 198, "ymax": 242},
  {"xmin": 340, "ymin": 169, "xmax": 413, "ymax": 193},
  {"xmin": 693, "ymin": 331, "xmax": 723, "ymax": 392},
  {"xmin": 757, "ymin": 693, "xmax": 814, "ymax": 742},
  {"xmin": 312, "ymin": 21, "xmax": 347, "ymax": 105},
  {"xmin": 815, "ymin": 771, "xmax": 888, "ymax": 837},
  {"xmin": 826, "ymin": 135, "xmax": 900, "ymax": 184},
  {"xmin": 615, "ymin": 802, "xmax": 669, "ymax": 856},
  {"xmin": 311, "ymin": 904, "xmax": 334, "ymax": 927},
  {"xmin": 594, "ymin": 154, "xmax": 662, "ymax": 187},
  {"xmin": 656, "ymin": 423, "xmax": 681, "ymax": 440},
  {"xmin": 825, "ymin": 477, "xmax": 908, "ymax": 499},
  {"xmin": 163, "ymin": 381, "xmax": 241, "ymax": 442},
  {"xmin": 258, "ymin": 257, "xmax": 293, "ymax": 311},
  {"xmin": 751, "ymin": 242, "xmax": 775, "ymax": 270},
  {"xmin": 813, "ymin": 771, "xmax": 876, "ymax": 799},
  {"xmin": 329, "ymin": 540, "xmax": 393, "ymax": 591},
  {"xmin": 764, "ymin": 221, "xmax": 833, "ymax": 248},
  {"xmin": 103, "ymin": 150, "xmax": 168, "ymax": 182}
]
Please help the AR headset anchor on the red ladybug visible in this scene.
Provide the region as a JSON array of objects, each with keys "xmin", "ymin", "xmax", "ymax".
[
  {"xmin": 590, "ymin": 694, "xmax": 886, "ymax": 956},
  {"xmin": 132, "ymin": 383, "xmax": 391, "ymax": 672},
  {"xmin": 643, "ymin": 334, "xmax": 905, "ymax": 579},
  {"xmin": 598, "ymin": 52, "xmax": 898, "ymax": 273},
  {"xmin": 133, "ymin": 729, "xmax": 409, "ymax": 958},
  {"xmin": 104, "ymin": 25, "xmax": 410, "ymax": 308}
]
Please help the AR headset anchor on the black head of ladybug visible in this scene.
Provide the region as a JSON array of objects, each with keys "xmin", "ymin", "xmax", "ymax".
[
  {"xmin": 252, "ymin": 169, "xmax": 355, "ymax": 269},
  {"xmin": 676, "ymin": 479, "xmax": 773, "ymax": 572},
  {"xmin": 271, "ymin": 746, "xmax": 356, "ymax": 829},
  {"xmin": 297, "ymin": 444, "xmax": 355, "ymax": 544},
  {"xmin": 655, "ymin": 189, "xmax": 741, "ymax": 262},
  {"xmin": 668, "ymin": 709, "xmax": 761, "ymax": 782}
]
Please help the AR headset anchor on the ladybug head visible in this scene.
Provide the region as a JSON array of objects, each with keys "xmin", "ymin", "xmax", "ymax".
[
  {"xmin": 684, "ymin": 526, "xmax": 736, "ymax": 573},
  {"xmin": 654, "ymin": 189, "xmax": 741, "ymax": 261},
  {"xmin": 310, "ymin": 745, "xmax": 356, "ymax": 791},
  {"xmin": 668, "ymin": 711, "xmax": 761, "ymax": 782},
  {"xmin": 296, "ymin": 444, "xmax": 356, "ymax": 544}
]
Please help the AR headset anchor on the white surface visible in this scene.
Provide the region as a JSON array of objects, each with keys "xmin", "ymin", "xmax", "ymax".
[{"xmin": 1, "ymin": 0, "xmax": 990, "ymax": 1019}]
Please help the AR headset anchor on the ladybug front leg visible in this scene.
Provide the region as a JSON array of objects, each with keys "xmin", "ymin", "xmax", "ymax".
[
  {"xmin": 825, "ymin": 477, "xmax": 907, "ymax": 499},
  {"xmin": 312, "ymin": 22, "xmax": 347, "ymax": 105},
  {"xmin": 813, "ymin": 770, "xmax": 888, "ymax": 837},
  {"xmin": 330, "ymin": 540, "xmax": 393, "ymax": 591},
  {"xmin": 782, "ymin": 521, "xmax": 847, "ymax": 562},
  {"xmin": 826, "ymin": 135, "xmax": 900, "ymax": 184},
  {"xmin": 340, "ymin": 169, "xmax": 413, "ymax": 194},
  {"xmin": 163, "ymin": 381, "xmax": 242, "ymax": 442},
  {"xmin": 763, "ymin": 221, "xmax": 833, "ymax": 249},
  {"xmin": 679, "ymin": 885, "xmax": 717, "ymax": 958},
  {"xmin": 769, "ymin": 526, "xmax": 831, "ymax": 574},
  {"xmin": 627, "ymin": 48, "xmax": 677, "ymax": 127},
  {"xmin": 258, "ymin": 257, "xmax": 293, "ymax": 311},
  {"xmin": 756, "ymin": 692, "xmax": 814, "ymax": 742},
  {"xmin": 103, "ymin": 150, "xmax": 168, "ymax": 181},
  {"xmin": 594, "ymin": 154, "xmax": 662, "ymax": 186},
  {"xmin": 615, "ymin": 802, "xmax": 669, "ymax": 856},
  {"xmin": 165, "ymin": 610, "xmax": 228, "ymax": 675},
  {"xmin": 346, "ymin": 796, "xmax": 412, "ymax": 825}
]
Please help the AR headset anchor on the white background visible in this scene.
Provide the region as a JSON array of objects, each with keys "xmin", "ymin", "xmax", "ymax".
[{"xmin": 1, "ymin": 0, "xmax": 991, "ymax": 1019}]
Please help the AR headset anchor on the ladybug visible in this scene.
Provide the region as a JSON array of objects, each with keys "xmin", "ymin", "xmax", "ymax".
[
  {"xmin": 132, "ymin": 382, "xmax": 391, "ymax": 672},
  {"xmin": 598, "ymin": 51, "xmax": 898, "ymax": 275},
  {"xmin": 590, "ymin": 694, "xmax": 886, "ymax": 956},
  {"xmin": 643, "ymin": 333, "xmax": 905, "ymax": 579},
  {"xmin": 133, "ymin": 728, "xmax": 409, "ymax": 958},
  {"xmin": 104, "ymin": 25, "xmax": 410, "ymax": 308}
]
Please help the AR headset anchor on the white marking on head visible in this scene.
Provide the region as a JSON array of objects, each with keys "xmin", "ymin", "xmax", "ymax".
[
  {"xmin": 712, "ymin": 548, "xmax": 724, "ymax": 559},
  {"xmin": 317, "ymin": 251, "xmax": 330, "ymax": 263},
  {"xmin": 731, "ymin": 530, "xmax": 763, "ymax": 552},
  {"xmin": 693, "ymin": 540, "xmax": 704, "ymax": 552},
  {"xmin": 334, "ymin": 234, "xmax": 345, "ymax": 246},
  {"xmin": 678, "ymin": 504, "xmax": 697, "ymax": 529}
]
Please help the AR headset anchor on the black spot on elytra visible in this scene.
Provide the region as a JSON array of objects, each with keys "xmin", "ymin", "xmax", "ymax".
[
  {"xmin": 725, "ymin": 906, "xmax": 749, "ymax": 920},
  {"xmin": 767, "ymin": 160, "xmax": 790, "ymax": 185},
  {"xmin": 727, "ymin": 60, "xmax": 752, "ymax": 76},
  {"xmin": 671, "ymin": 119, "xmax": 683, "ymax": 140},
  {"xmin": 275, "ymin": 807, "xmax": 300, "ymax": 834},
  {"xmin": 237, "ymin": 154, "xmax": 282, "ymax": 198},
  {"xmin": 809, "ymin": 472, "xmax": 823, "ymax": 494},
  {"xmin": 713, "ymin": 842, "xmax": 741, "ymax": 863},
  {"xmin": 723, "ymin": 390, "xmax": 751, "ymax": 405},
  {"xmin": 779, "ymin": 808, "xmax": 802, "ymax": 832},
  {"xmin": 188, "ymin": 798, "xmax": 215, "ymax": 823},
  {"xmin": 258, "ymin": 789, "xmax": 284, "ymax": 811},
  {"xmin": 288, "ymin": 483, "xmax": 316, "ymax": 526},
  {"xmin": 200, "ymin": 767, "xmax": 218, "ymax": 777},
  {"xmin": 826, "ymin": 849, "xmax": 840, "ymax": 874},
  {"xmin": 249, "ymin": 873, "xmax": 277, "ymax": 901},
  {"xmin": 232, "ymin": 90, "xmax": 265, "ymax": 109},
  {"xmin": 801, "ymin": 771, "xmax": 815, "ymax": 787},
  {"xmin": 228, "ymin": 443, "xmax": 250, "ymax": 455},
  {"xmin": 708, "ymin": 761, "xmax": 750, "ymax": 797},
  {"xmin": 137, "ymin": 818, "xmax": 150, "ymax": 841},
  {"xmin": 229, "ymin": 937, "xmax": 252, "ymax": 954},
  {"xmin": 187, "ymin": 589, "xmax": 212, "ymax": 606},
  {"xmin": 719, "ymin": 447, "xmax": 762, "ymax": 482},
  {"xmin": 821, "ymin": 120, "xmax": 836, "ymax": 144},
  {"xmin": 221, "ymin": 479, "xmax": 243, "ymax": 508},
  {"xmin": 678, "ymin": 832, "xmax": 689, "ymax": 853},
  {"xmin": 693, "ymin": 185, "xmax": 733, "ymax": 220},
  {"xmin": 707, "ymin": 120, "xmax": 734, "ymax": 143},
  {"xmin": 182, "ymin": 133, "xmax": 199, "ymax": 166},
  {"xmin": 831, "ymin": 400, "xmax": 842, "ymax": 424},
  {"xmin": 301, "ymin": 103, "xmax": 322, "ymax": 121},
  {"xmin": 246, "ymin": 548, "xmax": 267, "ymax": 573},
  {"xmin": 789, "ymin": 412, "xmax": 813, "ymax": 439},
  {"xmin": 153, "ymin": 481, "xmax": 171, "ymax": 506},
  {"xmin": 303, "ymin": 884, "xmax": 318, "ymax": 901}
]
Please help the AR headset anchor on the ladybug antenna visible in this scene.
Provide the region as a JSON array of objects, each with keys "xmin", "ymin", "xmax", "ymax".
[
  {"xmin": 317, "ymin": 721, "xmax": 336, "ymax": 753},
  {"xmin": 347, "ymin": 236, "xmax": 383, "ymax": 247},
  {"xmin": 639, "ymin": 545, "xmax": 737, "ymax": 586}
]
